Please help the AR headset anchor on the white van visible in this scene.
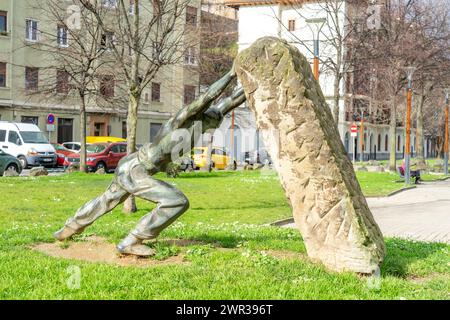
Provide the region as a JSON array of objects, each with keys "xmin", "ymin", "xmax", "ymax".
[{"xmin": 0, "ymin": 121, "xmax": 57, "ymax": 168}]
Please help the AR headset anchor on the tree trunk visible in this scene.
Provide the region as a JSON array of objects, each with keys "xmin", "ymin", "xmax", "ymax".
[
  {"xmin": 333, "ymin": 84, "xmax": 340, "ymax": 127},
  {"xmin": 389, "ymin": 100, "xmax": 397, "ymax": 171},
  {"xmin": 123, "ymin": 91, "xmax": 140, "ymax": 214},
  {"xmin": 416, "ymin": 93, "xmax": 425, "ymax": 166},
  {"xmin": 332, "ymin": 56, "xmax": 342, "ymax": 126},
  {"xmin": 79, "ymin": 95, "xmax": 87, "ymax": 173}
]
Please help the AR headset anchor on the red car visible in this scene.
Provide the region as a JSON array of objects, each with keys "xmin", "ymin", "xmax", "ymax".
[
  {"xmin": 52, "ymin": 143, "xmax": 74, "ymax": 167},
  {"xmin": 64, "ymin": 142, "xmax": 127, "ymax": 172}
]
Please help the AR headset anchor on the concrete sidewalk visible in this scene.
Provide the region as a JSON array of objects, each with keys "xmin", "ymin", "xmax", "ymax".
[{"xmin": 283, "ymin": 179, "xmax": 450, "ymax": 244}]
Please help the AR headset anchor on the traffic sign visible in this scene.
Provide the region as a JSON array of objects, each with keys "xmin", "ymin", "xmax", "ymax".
[
  {"xmin": 350, "ymin": 124, "xmax": 357, "ymax": 137},
  {"xmin": 47, "ymin": 114, "xmax": 55, "ymax": 125}
]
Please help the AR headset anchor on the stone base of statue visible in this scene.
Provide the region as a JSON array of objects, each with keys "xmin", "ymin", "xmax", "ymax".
[{"xmin": 235, "ymin": 37, "xmax": 386, "ymax": 273}]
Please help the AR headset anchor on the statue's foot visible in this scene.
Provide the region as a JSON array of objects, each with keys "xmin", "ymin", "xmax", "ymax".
[
  {"xmin": 117, "ymin": 234, "xmax": 155, "ymax": 257},
  {"xmin": 53, "ymin": 226, "xmax": 84, "ymax": 241}
]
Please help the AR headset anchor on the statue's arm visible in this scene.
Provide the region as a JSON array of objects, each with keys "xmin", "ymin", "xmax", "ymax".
[
  {"xmin": 216, "ymin": 87, "xmax": 246, "ymax": 115},
  {"xmin": 170, "ymin": 69, "xmax": 236, "ymax": 128}
]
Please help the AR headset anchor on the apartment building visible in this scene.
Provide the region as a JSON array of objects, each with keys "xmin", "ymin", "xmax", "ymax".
[
  {"xmin": 0, "ymin": 0, "xmax": 201, "ymax": 145},
  {"xmin": 219, "ymin": 0, "xmax": 417, "ymax": 162}
]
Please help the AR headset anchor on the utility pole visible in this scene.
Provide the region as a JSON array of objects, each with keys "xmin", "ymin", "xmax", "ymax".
[
  {"xmin": 306, "ymin": 18, "xmax": 326, "ymax": 81},
  {"xmin": 360, "ymin": 110, "xmax": 364, "ymax": 162},
  {"xmin": 404, "ymin": 67, "xmax": 415, "ymax": 185},
  {"xmin": 444, "ymin": 89, "xmax": 449, "ymax": 175}
]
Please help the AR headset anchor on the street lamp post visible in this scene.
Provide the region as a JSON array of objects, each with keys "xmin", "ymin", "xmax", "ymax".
[
  {"xmin": 444, "ymin": 89, "xmax": 449, "ymax": 175},
  {"xmin": 360, "ymin": 109, "xmax": 364, "ymax": 162},
  {"xmin": 404, "ymin": 67, "xmax": 415, "ymax": 185},
  {"xmin": 306, "ymin": 18, "xmax": 326, "ymax": 81}
]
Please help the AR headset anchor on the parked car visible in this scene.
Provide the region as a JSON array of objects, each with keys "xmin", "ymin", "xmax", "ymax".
[
  {"xmin": 0, "ymin": 121, "xmax": 56, "ymax": 168},
  {"xmin": 0, "ymin": 149, "xmax": 23, "ymax": 176},
  {"xmin": 64, "ymin": 142, "xmax": 127, "ymax": 172},
  {"xmin": 62, "ymin": 142, "xmax": 82, "ymax": 153},
  {"xmin": 51, "ymin": 143, "xmax": 74, "ymax": 167},
  {"xmin": 192, "ymin": 147, "xmax": 235, "ymax": 170}
]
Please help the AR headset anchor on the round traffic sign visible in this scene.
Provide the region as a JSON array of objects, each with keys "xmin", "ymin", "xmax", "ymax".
[
  {"xmin": 47, "ymin": 114, "xmax": 55, "ymax": 125},
  {"xmin": 350, "ymin": 124, "xmax": 358, "ymax": 133}
]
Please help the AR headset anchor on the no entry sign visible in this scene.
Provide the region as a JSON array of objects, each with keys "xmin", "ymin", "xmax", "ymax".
[
  {"xmin": 350, "ymin": 124, "xmax": 358, "ymax": 137},
  {"xmin": 47, "ymin": 114, "xmax": 55, "ymax": 125}
]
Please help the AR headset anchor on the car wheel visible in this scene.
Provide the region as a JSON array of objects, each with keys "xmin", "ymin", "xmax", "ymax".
[
  {"xmin": 95, "ymin": 161, "xmax": 107, "ymax": 172},
  {"xmin": 18, "ymin": 156, "xmax": 27, "ymax": 169},
  {"xmin": 233, "ymin": 161, "xmax": 237, "ymax": 171},
  {"xmin": 5, "ymin": 164, "xmax": 18, "ymax": 173}
]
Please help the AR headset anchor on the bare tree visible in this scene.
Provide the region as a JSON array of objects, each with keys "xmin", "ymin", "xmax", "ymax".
[
  {"xmin": 21, "ymin": 0, "xmax": 122, "ymax": 172},
  {"xmin": 77, "ymin": 0, "xmax": 196, "ymax": 212},
  {"xmin": 276, "ymin": 0, "xmax": 370, "ymax": 126}
]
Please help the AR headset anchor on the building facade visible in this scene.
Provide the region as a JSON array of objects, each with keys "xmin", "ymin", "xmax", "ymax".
[
  {"xmin": 0, "ymin": 0, "xmax": 201, "ymax": 145},
  {"xmin": 216, "ymin": 0, "xmax": 417, "ymax": 163}
]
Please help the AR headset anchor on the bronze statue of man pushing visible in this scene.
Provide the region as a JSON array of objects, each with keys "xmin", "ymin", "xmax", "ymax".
[{"xmin": 54, "ymin": 67, "xmax": 245, "ymax": 256}]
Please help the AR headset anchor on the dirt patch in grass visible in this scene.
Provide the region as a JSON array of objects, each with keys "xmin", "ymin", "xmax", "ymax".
[
  {"xmin": 32, "ymin": 236, "xmax": 188, "ymax": 267},
  {"xmin": 265, "ymin": 249, "xmax": 305, "ymax": 260}
]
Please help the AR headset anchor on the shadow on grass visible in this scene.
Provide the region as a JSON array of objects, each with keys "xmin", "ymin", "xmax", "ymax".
[{"xmin": 381, "ymin": 238, "xmax": 447, "ymax": 278}]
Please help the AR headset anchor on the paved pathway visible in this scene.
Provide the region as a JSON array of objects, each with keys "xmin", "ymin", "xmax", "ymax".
[{"xmin": 284, "ymin": 179, "xmax": 450, "ymax": 244}]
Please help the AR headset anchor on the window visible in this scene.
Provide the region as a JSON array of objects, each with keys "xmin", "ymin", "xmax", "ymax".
[
  {"xmin": 100, "ymin": 75, "xmax": 114, "ymax": 98},
  {"xmin": 0, "ymin": 11, "xmax": 7, "ymax": 34},
  {"xmin": 8, "ymin": 131, "xmax": 21, "ymax": 145},
  {"xmin": 110, "ymin": 144, "xmax": 121, "ymax": 153},
  {"xmin": 25, "ymin": 19, "xmax": 39, "ymax": 42},
  {"xmin": 150, "ymin": 122, "xmax": 162, "ymax": 143},
  {"xmin": 151, "ymin": 82, "xmax": 160, "ymax": 102},
  {"xmin": 21, "ymin": 116, "xmax": 38, "ymax": 125},
  {"xmin": 184, "ymin": 85, "xmax": 196, "ymax": 105},
  {"xmin": 94, "ymin": 123, "xmax": 105, "ymax": 136},
  {"xmin": 377, "ymin": 134, "xmax": 381, "ymax": 151},
  {"xmin": 129, "ymin": 0, "xmax": 141, "ymax": 15},
  {"xmin": 0, "ymin": 62, "xmax": 6, "ymax": 87},
  {"xmin": 25, "ymin": 67, "xmax": 39, "ymax": 91},
  {"xmin": 57, "ymin": 25, "xmax": 68, "ymax": 47},
  {"xmin": 186, "ymin": 6, "xmax": 197, "ymax": 26},
  {"xmin": 288, "ymin": 19, "xmax": 296, "ymax": 31},
  {"xmin": 184, "ymin": 47, "xmax": 197, "ymax": 65},
  {"xmin": 122, "ymin": 121, "xmax": 127, "ymax": 139},
  {"xmin": 101, "ymin": 31, "xmax": 115, "ymax": 50},
  {"xmin": 102, "ymin": 0, "xmax": 117, "ymax": 7},
  {"xmin": 385, "ymin": 134, "xmax": 388, "ymax": 151},
  {"xmin": 119, "ymin": 144, "xmax": 127, "ymax": 153},
  {"xmin": 56, "ymin": 70, "xmax": 70, "ymax": 94},
  {"xmin": 397, "ymin": 135, "xmax": 401, "ymax": 152},
  {"xmin": 0, "ymin": 130, "xmax": 6, "ymax": 142}
]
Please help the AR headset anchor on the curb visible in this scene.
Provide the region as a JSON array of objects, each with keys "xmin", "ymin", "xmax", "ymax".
[{"xmin": 386, "ymin": 185, "xmax": 417, "ymax": 197}]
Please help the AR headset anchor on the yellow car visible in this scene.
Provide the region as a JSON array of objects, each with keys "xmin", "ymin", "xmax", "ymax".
[
  {"xmin": 86, "ymin": 136, "xmax": 126, "ymax": 144},
  {"xmin": 192, "ymin": 147, "xmax": 235, "ymax": 170}
]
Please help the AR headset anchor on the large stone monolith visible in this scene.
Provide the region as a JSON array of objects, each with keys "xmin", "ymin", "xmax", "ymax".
[{"xmin": 235, "ymin": 37, "xmax": 385, "ymax": 273}]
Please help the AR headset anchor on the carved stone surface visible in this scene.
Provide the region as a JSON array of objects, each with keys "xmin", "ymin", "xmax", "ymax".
[
  {"xmin": 29, "ymin": 167, "xmax": 48, "ymax": 177},
  {"xmin": 235, "ymin": 37, "xmax": 386, "ymax": 273}
]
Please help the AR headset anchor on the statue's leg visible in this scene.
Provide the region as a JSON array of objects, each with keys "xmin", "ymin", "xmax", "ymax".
[
  {"xmin": 116, "ymin": 163, "xmax": 189, "ymax": 256},
  {"xmin": 54, "ymin": 180, "xmax": 129, "ymax": 240}
]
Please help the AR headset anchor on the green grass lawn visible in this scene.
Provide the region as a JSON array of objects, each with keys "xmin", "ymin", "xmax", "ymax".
[
  {"xmin": 0, "ymin": 171, "xmax": 448, "ymax": 299},
  {"xmin": 356, "ymin": 171, "xmax": 448, "ymax": 197}
]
